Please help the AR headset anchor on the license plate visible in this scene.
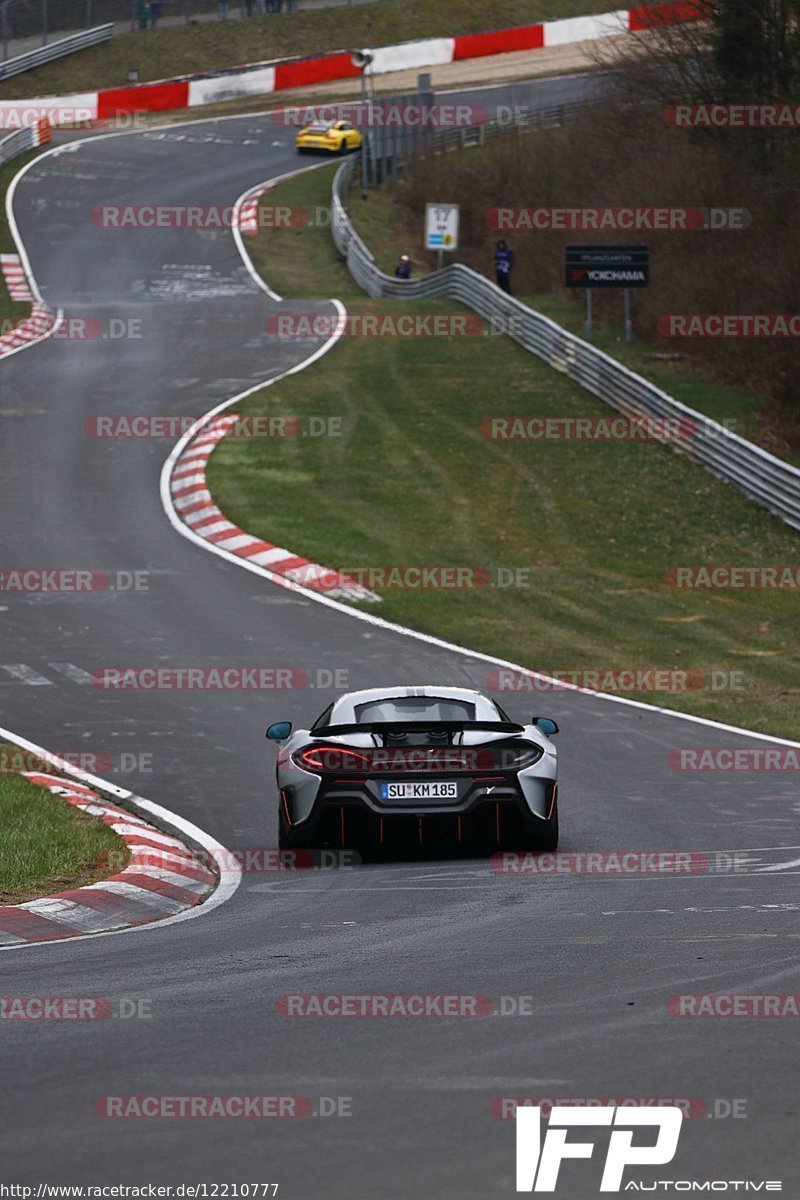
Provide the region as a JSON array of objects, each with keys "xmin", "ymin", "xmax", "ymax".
[{"xmin": 379, "ymin": 781, "xmax": 458, "ymax": 800}]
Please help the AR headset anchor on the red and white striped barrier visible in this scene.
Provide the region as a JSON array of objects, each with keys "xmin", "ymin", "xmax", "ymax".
[
  {"xmin": 0, "ymin": 773, "xmax": 217, "ymax": 945},
  {"xmin": 0, "ymin": 3, "xmax": 705, "ymax": 128},
  {"xmin": 33, "ymin": 117, "xmax": 52, "ymax": 144}
]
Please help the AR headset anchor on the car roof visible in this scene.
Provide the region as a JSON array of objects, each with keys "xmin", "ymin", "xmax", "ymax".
[{"xmin": 328, "ymin": 685, "xmax": 500, "ymax": 725}]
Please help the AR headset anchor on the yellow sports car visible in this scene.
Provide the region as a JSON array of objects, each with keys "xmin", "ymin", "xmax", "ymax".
[{"xmin": 296, "ymin": 119, "xmax": 363, "ymax": 154}]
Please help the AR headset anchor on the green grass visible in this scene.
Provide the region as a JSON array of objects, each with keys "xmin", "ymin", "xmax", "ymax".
[
  {"xmin": 0, "ymin": 150, "xmax": 39, "ymax": 334},
  {"xmin": 346, "ymin": 179, "xmax": 425, "ymax": 277},
  {"xmin": 343, "ymin": 175, "xmax": 797, "ymax": 462},
  {"xmin": 0, "ymin": 0, "xmax": 615, "ymax": 98},
  {"xmin": 203, "ymin": 165, "xmax": 800, "ymax": 738},
  {"xmin": 0, "ymin": 746, "xmax": 129, "ymax": 903},
  {"xmin": 256, "ymin": 163, "xmax": 365, "ymax": 300}
]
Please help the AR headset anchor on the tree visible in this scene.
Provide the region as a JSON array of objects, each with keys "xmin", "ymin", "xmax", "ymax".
[{"xmin": 710, "ymin": 0, "xmax": 800, "ymax": 101}]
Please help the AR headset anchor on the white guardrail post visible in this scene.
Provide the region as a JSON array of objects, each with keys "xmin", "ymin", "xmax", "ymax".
[{"xmin": 332, "ymin": 144, "xmax": 800, "ymax": 533}]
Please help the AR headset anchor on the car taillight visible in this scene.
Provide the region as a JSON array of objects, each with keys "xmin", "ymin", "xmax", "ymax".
[
  {"xmin": 293, "ymin": 745, "xmax": 371, "ymax": 773},
  {"xmin": 489, "ymin": 743, "xmax": 543, "ymax": 769}
]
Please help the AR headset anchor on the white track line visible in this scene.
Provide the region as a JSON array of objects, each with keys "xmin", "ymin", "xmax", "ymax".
[
  {"xmin": 232, "ymin": 160, "xmax": 339, "ymax": 303},
  {"xmin": 0, "ymin": 725, "xmax": 242, "ymax": 952},
  {"xmin": 6, "ymin": 102, "xmax": 800, "ymax": 752},
  {"xmin": 172, "ymin": 158, "xmax": 800, "ymax": 751},
  {"xmin": 3, "ymin": 178, "xmax": 64, "ymax": 359}
]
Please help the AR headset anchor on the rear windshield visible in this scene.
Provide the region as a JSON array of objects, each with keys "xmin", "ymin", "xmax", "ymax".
[
  {"xmin": 305, "ymin": 124, "xmax": 331, "ymax": 133},
  {"xmin": 354, "ymin": 697, "xmax": 476, "ymax": 723}
]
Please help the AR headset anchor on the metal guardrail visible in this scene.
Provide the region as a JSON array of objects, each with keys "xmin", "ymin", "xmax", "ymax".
[
  {"xmin": 332, "ymin": 146, "xmax": 800, "ymax": 533},
  {"xmin": 0, "ymin": 123, "xmax": 39, "ymax": 165},
  {"xmin": 0, "ymin": 21, "xmax": 112, "ymax": 77},
  {"xmin": 359, "ymin": 101, "xmax": 589, "ymax": 190}
]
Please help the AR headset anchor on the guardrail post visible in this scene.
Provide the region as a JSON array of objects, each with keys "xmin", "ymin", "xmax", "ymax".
[
  {"xmin": 1, "ymin": 0, "xmax": 7, "ymax": 61},
  {"xmin": 41, "ymin": 0, "xmax": 47, "ymax": 45}
]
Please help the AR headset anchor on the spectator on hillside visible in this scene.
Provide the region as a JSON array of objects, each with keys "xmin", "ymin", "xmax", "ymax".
[
  {"xmin": 494, "ymin": 239, "xmax": 514, "ymax": 294},
  {"xmin": 394, "ymin": 254, "xmax": 411, "ymax": 280},
  {"xmin": 138, "ymin": 2, "xmax": 149, "ymax": 28},
  {"xmin": 149, "ymin": 0, "xmax": 161, "ymax": 27}
]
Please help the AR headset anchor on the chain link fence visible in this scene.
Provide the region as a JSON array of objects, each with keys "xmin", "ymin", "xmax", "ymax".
[
  {"xmin": 0, "ymin": 22, "xmax": 111, "ymax": 77},
  {"xmin": 1, "ymin": 0, "xmax": 396, "ymax": 61},
  {"xmin": 355, "ymin": 98, "xmax": 589, "ymax": 193}
]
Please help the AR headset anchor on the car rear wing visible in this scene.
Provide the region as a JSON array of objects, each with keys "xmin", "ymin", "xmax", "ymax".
[{"xmin": 311, "ymin": 720, "xmax": 525, "ymax": 737}]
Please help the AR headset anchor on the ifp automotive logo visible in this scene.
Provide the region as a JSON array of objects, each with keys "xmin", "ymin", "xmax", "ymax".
[{"xmin": 515, "ymin": 1105, "xmax": 683, "ymax": 1192}]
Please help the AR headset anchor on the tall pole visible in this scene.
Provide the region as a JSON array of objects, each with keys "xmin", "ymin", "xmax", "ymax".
[{"xmin": 360, "ymin": 66, "xmax": 368, "ymax": 199}]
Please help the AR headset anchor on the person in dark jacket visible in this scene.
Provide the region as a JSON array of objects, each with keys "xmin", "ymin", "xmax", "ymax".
[
  {"xmin": 394, "ymin": 254, "xmax": 411, "ymax": 280},
  {"xmin": 494, "ymin": 239, "xmax": 514, "ymax": 294}
]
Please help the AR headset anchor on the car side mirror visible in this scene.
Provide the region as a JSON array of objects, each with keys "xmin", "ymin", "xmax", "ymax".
[
  {"xmin": 266, "ymin": 721, "xmax": 292, "ymax": 740},
  {"xmin": 533, "ymin": 717, "xmax": 559, "ymax": 736}
]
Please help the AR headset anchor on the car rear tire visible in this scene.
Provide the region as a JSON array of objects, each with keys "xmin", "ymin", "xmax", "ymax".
[
  {"xmin": 278, "ymin": 807, "xmax": 307, "ymax": 851},
  {"xmin": 535, "ymin": 796, "xmax": 558, "ymax": 851}
]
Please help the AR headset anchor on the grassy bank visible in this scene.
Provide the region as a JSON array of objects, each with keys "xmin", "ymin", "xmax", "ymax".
[
  {"xmin": 205, "ymin": 165, "xmax": 800, "ymax": 738},
  {"xmin": 0, "ymin": 747, "xmax": 129, "ymax": 903},
  {"xmin": 0, "ymin": 0, "xmax": 612, "ymax": 98},
  {"xmin": 354, "ymin": 114, "xmax": 800, "ymax": 452},
  {"xmin": 343, "ymin": 159, "xmax": 799, "ymax": 466}
]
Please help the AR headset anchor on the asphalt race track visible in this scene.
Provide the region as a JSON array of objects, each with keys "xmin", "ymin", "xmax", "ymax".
[{"xmin": 1, "ymin": 74, "xmax": 799, "ymax": 1197}]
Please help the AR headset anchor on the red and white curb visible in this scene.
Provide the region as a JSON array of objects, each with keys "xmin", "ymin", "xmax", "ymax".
[
  {"xmin": 170, "ymin": 413, "xmax": 379, "ymax": 603},
  {"xmin": 236, "ymin": 188, "xmax": 267, "ymax": 237},
  {"xmin": 0, "ymin": 301, "xmax": 56, "ymax": 355},
  {"xmin": 0, "ymin": 773, "xmax": 218, "ymax": 946},
  {"xmin": 0, "ymin": 253, "xmax": 58, "ymax": 358},
  {"xmin": 1, "ymin": 253, "xmax": 30, "ymax": 300},
  {"xmin": 153, "ymin": 116, "xmax": 800, "ymax": 754},
  {"xmin": 0, "ymin": 2, "xmax": 703, "ymax": 128}
]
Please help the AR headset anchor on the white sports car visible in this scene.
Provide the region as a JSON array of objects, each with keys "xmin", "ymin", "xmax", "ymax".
[{"xmin": 266, "ymin": 685, "xmax": 559, "ymax": 855}]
